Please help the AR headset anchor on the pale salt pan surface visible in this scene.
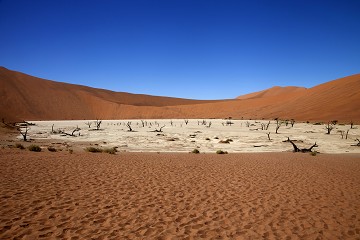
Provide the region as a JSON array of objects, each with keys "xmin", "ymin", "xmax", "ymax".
[{"xmin": 24, "ymin": 119, "xmax": 360, "ymax": 153}]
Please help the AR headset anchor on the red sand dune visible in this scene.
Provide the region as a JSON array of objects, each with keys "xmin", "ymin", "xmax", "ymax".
[
  {"xmin": 236, "ymin": 86, "xmax": 307, "ymax": 100},
  {"xmin": 1, "ymin": 66, "xmax": 359, "ymax": 122}
]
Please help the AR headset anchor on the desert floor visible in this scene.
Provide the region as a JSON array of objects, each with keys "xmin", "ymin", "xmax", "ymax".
[
  {"xmin": 15, "ymin": 119, "xmax": 360, "ymax": 154},
  {"xmin": 1, "ymin": 149, "xmax": 360, "ymax": 239}
]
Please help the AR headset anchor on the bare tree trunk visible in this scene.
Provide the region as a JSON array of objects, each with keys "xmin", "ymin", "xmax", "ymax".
[
  {"xmin": 345, "ymin": 129, "xmax": 349, "ymax": 139},
  {"xmin": 275, "ymin": 122, "xmax": 282, "ymax": 134},
  {"xmin": 19, "ymin": 125, "xmax": 29, "ymax": 141},
  {"xmin": 290, "ymin": 119, "xmax": 295, "ymax": 127},
  {"xmin": 267, "ymin": 132, "xmax": 271, "ymax": 141},
  {"xmin": 126, "ymin": 122, "xmax": 133, "ymax": 132}
]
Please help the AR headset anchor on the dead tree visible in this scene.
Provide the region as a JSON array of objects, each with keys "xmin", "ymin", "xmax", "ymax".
[
  {"xmin": 339, "ymin": 130, "xmax": 345, "ymax": 139},
  {"xmin": 245, "ymin": 121, "xmax": 250, "ymax": 128},
  {"xmin": 287, "ymin": 137, "xmax": 318, "ymax": 153},
  {"xmin": 339, "ymin": 129, "xmax": 350, "ymax": 139},
  {"xmin": 60, "ymin": 126, "xmax": 81, "ymax": 137},
  {"xmin": 126, "ymin": 122, "xmax": 133, "ymax": 132},
  {"xmin": 275, "ymin": 121, "xmax": 282, "ymax": 134},
  {"xmin": 184, "ymin": 119, "xmax": 189, "ymax": 125},
  {"xmin": 85, "ymin": 121, "xmax": 92, "ymax": 128},
  {"xmin": 290, "ymin": 119, "xmax": 295, "ymax": 127},
  {"xmin": 151, "ymin": 125, "xmax": 166, "ymax": 132},
  {"xmin": 261, "ymin": 121, "xmax": 270, "ymax": 130},
  {"xmin": 18, "ymin": 125, "xmax": 29, "ymax": 141},
  {"xmin": 141, "ymin": 120, "xmax": 145, "ymax": 127},
  {"xmin": 285, "ymin": 119, "xmax": 289, "ymax": 126},
  {"xmin": 170, "ymin": 120, "xmax": 173, "ymax": 126},
  {"xmin": 226, "ymin": 120, "xmax": 234, "ymax": 126},
  {"xmin": 207, "ymin": 122, "xmax": 212, "ymax": 128},
  {"xmin": 71, "ymin": 126, "xmax": 81, "ymax": 136},
  {"xmin": 350, "ymin": 121, "xmax": 354, "ymax": 129},
  {"xmin": 325, "ymin": 122, "xmax": 334, "ymax": 134},
  {"xmin": 266, "ymin": 132, "xmax": 271, "ymax": 141},
  {"xmin": 95, "ymin": 119, "xmax": 102, "ymax": 130}
]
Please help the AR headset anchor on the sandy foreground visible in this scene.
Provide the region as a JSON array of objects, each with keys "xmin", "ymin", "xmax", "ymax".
[{"xmin": 1, "ymin": 149, "xmax": 360, "ymax": 239}]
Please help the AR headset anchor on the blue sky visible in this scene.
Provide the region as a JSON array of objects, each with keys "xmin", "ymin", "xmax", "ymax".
[{"xmin": 1, "ymin": 0, "xmax": 359, "ymax": 99}]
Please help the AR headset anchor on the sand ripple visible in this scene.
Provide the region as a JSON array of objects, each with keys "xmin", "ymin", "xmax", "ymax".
[{"xmin": 1, "ymin": 150, "xmax": 360, "ymax": 239}]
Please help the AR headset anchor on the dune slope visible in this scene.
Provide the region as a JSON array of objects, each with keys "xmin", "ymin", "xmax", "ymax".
[{"xmin": 0, "ymin": 66, "xmax": 359, "ymax": 122}]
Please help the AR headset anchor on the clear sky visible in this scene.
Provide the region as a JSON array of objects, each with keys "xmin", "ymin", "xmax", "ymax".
[{"xmin": 1, "ymin": 0, "xmax": 359, "ymax": 100}]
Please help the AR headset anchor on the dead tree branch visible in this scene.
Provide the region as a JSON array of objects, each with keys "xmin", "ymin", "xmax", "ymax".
[
  {"xmin": 352, "ymin": 139, "xmax": 360, "ymax": 146},
  {"xmin": 60, "ymin": 126, "xmax": 81, "ymax": 137},
  {"xmin": 286, "ymin": 137, "xmax": 318, "ymax": 153}
]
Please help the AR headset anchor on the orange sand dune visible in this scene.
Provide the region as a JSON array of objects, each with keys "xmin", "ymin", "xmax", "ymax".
[
  {"xmin": 237, "ymin": 86, "xmax": 306, "ymax": 100},
  {"xmin": 0, "ymin": 67, "xmax": 220, "ymax": 122},
  {"xmin": 1, "ymin": 66, "xmax": 359, "ymax": 122},
  {"xmin": 1, "ymin": 149, "xmax": 359, "ymax": 239}
]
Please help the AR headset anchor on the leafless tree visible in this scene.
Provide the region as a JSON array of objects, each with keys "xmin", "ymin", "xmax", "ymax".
[
  {"xmin": 266, "ymin": 132, "xmax": 271, "ymax": 141},
  {"xmin": 126, "ymin": 122, "xmax": 133, "ymax": 132},
  {"xmin": 18, "ymin": 125, "xmax": 29, "ymax": 141},
  {"xmin": 85, "ymin": 121, "xmax": 92, "ymax": 128},
  {"xmin": 287, "ymin": 138, "xmax": 318, "ymax": 153},
  {"xmin": 290, "ymin": 119, "xmax": 295, "ymax": 127},
  {"xmin": 261, "ymin": 121, "xmax": 270, "ymax": 130},
  {"xmin": 151, "ymin": 125, "xmax": 166, "ymax": 132},
  {"xmin": 245, "ymin": 121, "xmax": 250, "ymax": 128},
  {"xmin": 339, "ymin": 130, "xmax": 345, "ymax": 139},
  {"xmin": 207, "ymin": 122, "xmax": 212, "ymax": 128},
  {"xmin": 325, "ymin": 122, "xmax": 334, "ymax": 134},
  {"xmin": 141, "ymin": 120, "xmax": 145, "ymax": 127},
  {"xmin": 95, "ymin": 119, "xmax": 102, "ymax": 130},
  {"xmin": 345, "ymin": 129, "xmax": 350, "ymax": 139},
  {"xmin": 275, "ymin": 121, "xmax": 282, "ymax": 134},
  {"xmin": 350, "ymin": 121, "xmax": 354, "ymax": 129},
  {"xmin": 184, "ymin": 119, "xmax": 189, "ymax": 125}
]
